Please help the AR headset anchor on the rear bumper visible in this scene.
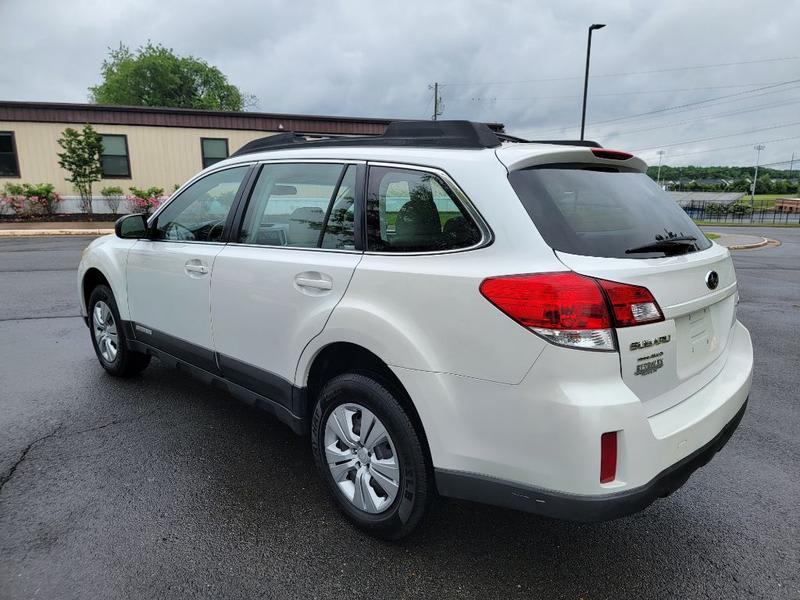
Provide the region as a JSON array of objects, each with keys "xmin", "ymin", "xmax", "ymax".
[
  {"xmin": 435, "ymin": 398, "xmax": 747, "ymax": 521},
  {"xmin": 392, "ymin": 319, "xmax": 753, "ymax": 517}
]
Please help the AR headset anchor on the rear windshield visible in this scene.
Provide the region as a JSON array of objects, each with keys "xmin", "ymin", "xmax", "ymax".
[{"xmin": 508, "ymin": 166, "xmax": 712, "ymax": 259}]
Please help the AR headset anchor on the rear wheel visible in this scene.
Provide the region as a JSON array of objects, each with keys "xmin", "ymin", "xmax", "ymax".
[
  {"xmin": 88, "ymin": 285, "xmax": 150, "ymax": 377},
  {"xmin": 311, "ymin": 373, "xmax": 433, "ymax": 540}
]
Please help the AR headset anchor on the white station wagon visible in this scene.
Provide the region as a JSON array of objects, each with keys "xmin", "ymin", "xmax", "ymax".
[{"xmin": 78, "ymin": 121, "xmax": 753, "ymax": 539}]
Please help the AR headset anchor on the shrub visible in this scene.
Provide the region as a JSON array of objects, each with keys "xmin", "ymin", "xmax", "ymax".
[
  {"xmin": 101, "ymin": 185, "xmax": 125, "ymax": 215},
  {"xmin": 704, "ymin": 203, "xmax": 728, "ymax": 216},
  {"xmin": 727, "ymin": 203, "xmax": 753, "ymax": 216},
  {"xmin": 1, "ymin": 182, "xmax": 61, "ymax": 216},
  {"xmin": 127, "ymin": 187, "xmax": 165, "ymax": 216}
]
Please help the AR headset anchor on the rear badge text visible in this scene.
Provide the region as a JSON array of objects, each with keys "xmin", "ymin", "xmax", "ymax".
[{"xmin": 629, "ymin": 334, "xmax": 671, "ymax": 352}]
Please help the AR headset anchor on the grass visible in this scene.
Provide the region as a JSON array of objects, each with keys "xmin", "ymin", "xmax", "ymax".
[
  {"xmin": 705, "ymin": 232, "xmax": 720, "ymax": 240},
  {"xmin": 731, "ymin": 194, "xmax": 796, "ymax": 210},
  {"xmin": 694, "ymin": 221, "xmax": 800, "ymax": 228}
]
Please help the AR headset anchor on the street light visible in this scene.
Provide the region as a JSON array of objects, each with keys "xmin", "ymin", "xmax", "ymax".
[
  {"xmin": 580, "ymin": 23, "xmax": 606, "ymax": 141},
  {"xmin": 751, "ymin": 144, "xmax": 765, "ymax": 222},
  {"xmin": 656, "ymin": 150, "xmax": 666, "ymax": 188}
]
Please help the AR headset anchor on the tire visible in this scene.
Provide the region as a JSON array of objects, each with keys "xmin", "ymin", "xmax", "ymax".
[
  {"xmin": 311, "ymin": 373, "xmax": 434, "ymax": 540},
  {"xmin": 88, "ymin": 284, "xmax": 151, "ymax": 377}
]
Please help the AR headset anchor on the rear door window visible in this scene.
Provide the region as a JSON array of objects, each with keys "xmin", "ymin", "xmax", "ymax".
[
  {"xmin": 239, "ymin": 163, "xmax": 356, "ymax": 250},
  {"xmin": 366, "ymin": 166, "xmax": 482, "ymax": 252},
  {"xmin": 508, "ymin": 166, "xmax": 711, "ymax": 258}
]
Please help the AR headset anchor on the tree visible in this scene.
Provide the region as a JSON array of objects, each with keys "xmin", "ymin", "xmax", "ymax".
[
  {"xmin": 89, "ymin": 43, "xmax": 252, "ymax": 111},
  {"xmin": 57, "ymin": 125, "xmax": 103, "ymax": 216}
]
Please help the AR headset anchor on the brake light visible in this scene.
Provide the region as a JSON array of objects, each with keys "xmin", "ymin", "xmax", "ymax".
[
  {"xmin": 600, "ymin": 431, "xmax": 618, "ymax": 483},
  {"xmin": 591, "ymin": 148, "xmax": 633, "ymax": 160},
  {"xmin": 597, "ymin": 279, "xmax": 664, "ymax": 327},
  {"xmin": 479, "ymin": 272, "xmax": 663, "ymax": 351}
]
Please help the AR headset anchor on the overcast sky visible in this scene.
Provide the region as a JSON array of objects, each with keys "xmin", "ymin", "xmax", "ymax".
[{"xmin": 1, "ymin": 0, "xmax": 799, "ymax": 168}]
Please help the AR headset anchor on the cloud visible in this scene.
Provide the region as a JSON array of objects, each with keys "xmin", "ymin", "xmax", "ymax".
[{"xmin": 1, "ymin": 0, "xmax": 798, "ymax": 167}]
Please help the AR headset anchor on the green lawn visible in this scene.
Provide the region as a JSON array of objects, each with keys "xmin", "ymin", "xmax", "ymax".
[
  {"xmin": 731, "ymin": 194, "xmax": 795, "ymax": 210},
  {"xmin": 705, "ymin": 232, "xmax": 720, "ymax": 240}
]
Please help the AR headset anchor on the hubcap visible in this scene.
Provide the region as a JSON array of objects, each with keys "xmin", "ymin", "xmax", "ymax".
[
  {"xmin": 92, "ymin": 300, "xmax": 119, "ymax": 363},
  {"xmin": 324, "ymin": 403, "xmax": 400, "ymax": 514}
]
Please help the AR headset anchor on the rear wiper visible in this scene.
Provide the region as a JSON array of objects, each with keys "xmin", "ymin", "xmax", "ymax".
[{"xmin": 625, "ymin": 235, "xmax": 697, "ymax": 255}]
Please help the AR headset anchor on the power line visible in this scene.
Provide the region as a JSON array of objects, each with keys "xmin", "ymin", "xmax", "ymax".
[
  {"xmin": 631, "ymin": 121, "xmax": 800, "ymax": 152},
  {"xmin": 447, "ymin": 81, "xmax": 787, "ymax": 103},
  {"xmin": 440, "ymin": 56, "xmax": 800, "ymax": 87},
  {"xmin": 526, "ymin": 79, "xmax": 800, "ymax": 136},
  {"xmin": 640, "ymin": 134, "xmax": 800, "ymax": 160},
  {"xmin": 608, "ymin": 99, "xmax": 800, "ymax": 137}
]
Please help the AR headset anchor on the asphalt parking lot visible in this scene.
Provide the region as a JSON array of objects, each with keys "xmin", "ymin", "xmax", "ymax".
[{"xmin": 1, "ymin": 230, "xmax": 798, "ymax": 599}]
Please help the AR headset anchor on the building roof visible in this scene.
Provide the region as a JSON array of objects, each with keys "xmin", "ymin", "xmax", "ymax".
[{"xmin": 0, "ymin": 100, "xmax": 504, "ymax": 136}]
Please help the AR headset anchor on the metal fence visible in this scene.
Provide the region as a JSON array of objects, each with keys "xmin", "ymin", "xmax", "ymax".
[{"xmin": 680, "ymin": 200, "xmax": 800, "ymax": 224}]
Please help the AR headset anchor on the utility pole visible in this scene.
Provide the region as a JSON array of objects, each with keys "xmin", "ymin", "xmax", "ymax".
[
  {"xmin": 656, "ymin": 150, "xmax": 666, "ymax": 188},
  {"xmin": 430, "ymin": 82, "xmax": 443, "ymax": 121},
  {"xmin": 790, "ymin": 151, "xmax": 796, "ymax": 180},
  {"xmin": 580, "ymin": 23, "xmax": 606, "ymax": 140},
  {"xmin": 751, "ymin": 144, "xmax": 765, "ymax": 222}
]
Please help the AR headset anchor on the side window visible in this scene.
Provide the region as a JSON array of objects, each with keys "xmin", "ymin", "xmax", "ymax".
[
  {"xmin": 100, "ymin": 134, "xmax": 131, "ymax": 178},
  {"xmin": 239, "ymin": 163, "xmax": 355, "ymax": 250},
  {"xmin": 0, "ymin": 132, "xmax": 20, "ymax": 177},
  {"xmin": 154, "ymin": 166, "xmax": 248, "ymax": 242},
  {"xmin": 366, "ymin": 166, "xmax": 481, "ymax": 252},
  {"xmin": 201, "ymin": 138, "xmax": 229, "ymax": 168}
]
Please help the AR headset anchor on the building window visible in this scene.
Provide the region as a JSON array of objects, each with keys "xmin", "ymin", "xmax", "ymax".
[
  {"xmin": 100, "ymin": 134, "xmax": 131, "ymax": 178},
  {"xmin": 0, "ymin": 132, "xmax": 20, "ymax": 177},
  {"xmin": 201, "ymin": 138, "xmax": 229, "ymax": 168}
]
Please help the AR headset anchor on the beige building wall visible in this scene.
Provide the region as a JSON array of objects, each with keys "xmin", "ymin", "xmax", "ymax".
[{"xmin": 0, "ymin": 121, "xmax": 275, "ymax": 196}]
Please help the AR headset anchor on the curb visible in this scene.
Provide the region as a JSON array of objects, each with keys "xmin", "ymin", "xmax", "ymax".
[
  {"xmin": 0, "ymin": 229, "xmax": 113, "ymax": 237},
  {"xmin": 727, "ymin": 237, "xmax": 777, "ymax": 250}
]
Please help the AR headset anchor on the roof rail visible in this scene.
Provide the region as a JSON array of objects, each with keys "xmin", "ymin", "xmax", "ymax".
[
  {"xmin": 230, "ymin": 120, "xmax": 503, "ymax": 157},
  {"xmin": 229, "ymin": 120, "xmax": 605, "ymax": 157}
]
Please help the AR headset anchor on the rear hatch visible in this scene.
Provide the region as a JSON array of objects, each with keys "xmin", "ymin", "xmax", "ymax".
[{"xmin": 501, "ymin": 147, "xmax": 738, "ymax": 416}]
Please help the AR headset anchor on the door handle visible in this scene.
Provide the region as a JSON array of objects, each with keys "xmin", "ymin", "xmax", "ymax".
[
  {"xmin": 185, "ymin": 261, "xmax": 209, "ymax": 276},
  {"xmin": 294, "ymin": 274, "xmax": 333, "ymax": 290}
]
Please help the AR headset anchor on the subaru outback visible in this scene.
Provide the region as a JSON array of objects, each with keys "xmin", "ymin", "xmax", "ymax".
[{"xmin": 78, "ymin": 121, "xmax": 752, "ymax": 539}]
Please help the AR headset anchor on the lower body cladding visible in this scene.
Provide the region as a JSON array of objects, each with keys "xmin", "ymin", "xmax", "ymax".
[{"xmin": 393, "ymin": 321, "xmax": 753, "ymax": 521}]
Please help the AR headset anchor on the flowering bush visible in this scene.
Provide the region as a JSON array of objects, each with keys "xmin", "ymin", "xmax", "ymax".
[
  {"xmin": 127, "ymin": 195, "xmax": 162, "ymax": 215},
  {"xmin": 1, "ymin": 183, "xmax": 61, "ymax": 216}
]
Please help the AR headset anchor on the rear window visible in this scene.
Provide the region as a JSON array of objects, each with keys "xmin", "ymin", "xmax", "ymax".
[{"xmin": 508, "ymin": 166, "xmax": 711, "ymax": 259}]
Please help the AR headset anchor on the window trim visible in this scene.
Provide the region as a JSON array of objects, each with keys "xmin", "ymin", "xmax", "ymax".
[
  {"xmin": 0, "ymin": 131, "xmax": 21, "ymax": 178},
  {"xmin": 226, "ymin": 159, "xmax": 367, "ymax": 254},
  {"xmin": 364, "ymin": 161, "xmax": 493, "ymax": 256},
  {"xmin": 99, "ymin": 133, "xmax": 132, "ymax": 179},
  {"xmin": 200, "ymin": 137, "xmax": 229, "ymax": 169}
]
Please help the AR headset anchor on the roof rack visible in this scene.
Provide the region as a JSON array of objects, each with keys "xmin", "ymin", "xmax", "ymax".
[{"xmin": 230, "ymin": 120, "xmax": 603, "ymax": 157}]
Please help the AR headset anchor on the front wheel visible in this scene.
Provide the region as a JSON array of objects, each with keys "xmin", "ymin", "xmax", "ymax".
[
  {"xmin": 88, "ymin": 284, "xmax": 151, "ymax": 377},
  {"xmin": 311, "ymin": 373, "xmax": 434, "ymax": 540}
]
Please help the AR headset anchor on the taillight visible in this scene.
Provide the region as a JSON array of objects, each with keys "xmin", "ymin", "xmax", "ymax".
[
  {"xmin": 596, "ymin": 279, "xmax": 664, "ymax": 327},
  {"xmin": 479, "ymin": 272, "xmax": 664, "ymax": 351}
]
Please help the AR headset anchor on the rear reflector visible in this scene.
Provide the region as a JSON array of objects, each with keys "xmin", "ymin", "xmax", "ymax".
[
  {"xmin": 479, "ymin": 272, "xmax": 664, "ymax": 351},
  {"xmin": 600, "ymin": 431, "xmax": 618, "ymax": 484},
  {"xmin": 591, "ymin": 148, "xmax": 633, "ymax": 161}
]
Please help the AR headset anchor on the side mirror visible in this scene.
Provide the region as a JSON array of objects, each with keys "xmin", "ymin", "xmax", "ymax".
[{"xmin": 115, "ymin": 213, "xmax": 149, "ymax": 239}]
